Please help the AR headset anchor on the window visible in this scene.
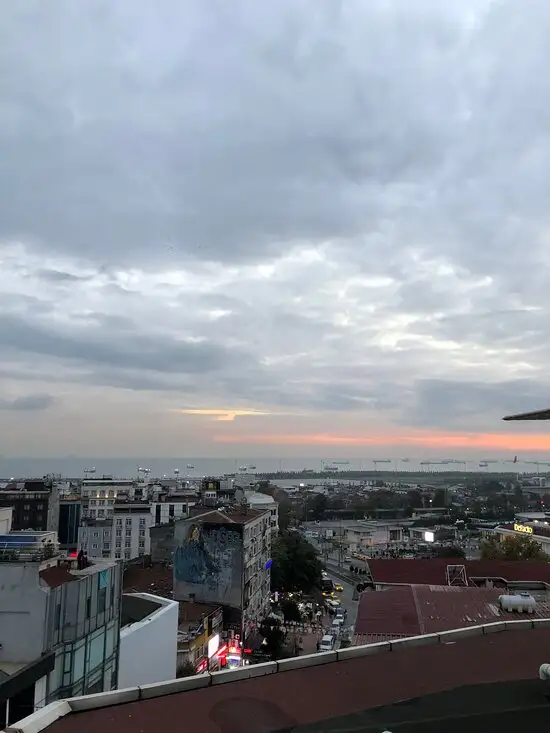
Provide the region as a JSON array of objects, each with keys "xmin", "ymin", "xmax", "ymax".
[
  {"xmin": 24, "ymin": 504, "xmax": 30, "ymax": 510},
  {"xmin": 92, "ymin": 531, "xmax": 99, "ymax": 538},
  {"xmin": 115, "ymin": 552, "xmax": 121, "ymax": 559},
  {"xmin": 115, "ymin": 540, "xmax": 121, "ymax": 548},
  {"xmin": 92, "ymin": 543, "xmax": 98, "ymax": 549},
  {"xmin": 139, "ymin": 529, "xmax": 145, "ymax": 537},
  {"xmin": 116, "ymin": 518, "xmax": 122, "ymax": 526},
  {"xmin": 169, "ymin": 504, "xmax": 175, "ymax": 517},
  {"xmin": 125, "ymin": 529, "xmax": 131, "ymax": 537},
  {"xmin": 139, "ymin": 517, "xmax": 146, "ymax": 526},
  {"xmin": 55, "ymin": 602, "xmax": 61, "ymax": 630},
  {"xmin": 138, "ymin": 540, "xmax": 145, "ymax": 549},
  {"xmin": 155, "ymin": 505, "xmax": 161, "ymax": 524},
  {"xmin": 115, "ymin": 529, "xmax": 122, "ymax": 537},
  {"xmin": 36, "ymin": 503, "xmax": 44, "ymax": 510},
  {"xmin": 98, "ymin": 587, "xmax": 106, "ymax": 614},
  {"xmin": 124, "ymin": 540, "xmax": 131, "ymax": 548},
  {"xmin": 85, "ymin": 596, "xmax": 91, "ymax": 619},
  {"xmin": 125, "ymin": 518, "xmax": 132, "ymax": 526}
]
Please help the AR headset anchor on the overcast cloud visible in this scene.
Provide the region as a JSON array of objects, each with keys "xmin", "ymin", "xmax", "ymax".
[{"xmin": 1, "ymin": 0, "xmax": 550, "ymax": 458}]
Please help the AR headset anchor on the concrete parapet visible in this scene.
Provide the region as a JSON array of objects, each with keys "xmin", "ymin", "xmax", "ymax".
[
  {"xmin": 138, "ymin": 673, "xmax": 212, "ymax": 699},
  {"xmin": 337, "ymin": 641, "xmax": 391, "ymax": 660},
  {"xmin": 390, "ymin": 633, "xmax": 439, "ymax": 650},
  {"xmin": 277, "ymin": 651, "xmax": 337, "ymax": 672}
]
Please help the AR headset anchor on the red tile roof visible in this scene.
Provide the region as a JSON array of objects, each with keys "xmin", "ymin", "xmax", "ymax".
[
  {"xmin": 356, "ymin": 584, "xmax": 550, "ymax": 643},
  {"xmin": 366, "ymin": 558, "xmax": 550, "ymax": 585},
  {"xmin": 41, "ymin": 628, "xmax": 550, "ymax": 733}
]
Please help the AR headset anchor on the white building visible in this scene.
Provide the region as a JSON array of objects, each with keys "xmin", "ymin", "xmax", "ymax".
[
  {"xmin": 118, "ymin": 593, "xmax": 178, "ymax": 689},
  {"xmin": 0, "ymin": 506, "xmax": 13, "ymax": 534},
  {"xmin": 244, "ymin": 491, "xmax": 279, "ymax": 534},
  {"xmin": 79, "ymin": 502, "xmax": 154, "ymax": 561},
  {"xmin": 80, "ymin": 479, "xmax": 136, "ymax": 519}
]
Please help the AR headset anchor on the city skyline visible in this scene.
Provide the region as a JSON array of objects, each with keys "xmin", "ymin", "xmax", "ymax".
[{"xmin": 1, "ymin": 1, "xmax": 550, "ymax": 457}]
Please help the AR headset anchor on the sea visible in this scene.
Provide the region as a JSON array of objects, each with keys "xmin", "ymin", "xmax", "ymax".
[{"xmin": 0, "ymin": 456, "xmax": 513, "ymax": 481}]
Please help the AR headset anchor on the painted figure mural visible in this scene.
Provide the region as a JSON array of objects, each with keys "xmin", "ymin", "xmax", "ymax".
[
  {"xmin": 174, "ymin": 523, "xmax": 220, "ymax": 584},
  {"xmin": 173, "ymin": 521, "xmax": 244, "ymax": 608}
]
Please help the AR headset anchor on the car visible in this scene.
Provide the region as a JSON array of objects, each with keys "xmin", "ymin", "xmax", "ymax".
[{"xmin": 335, "ymin": 584, "xmax": 344, "ymax": 592}]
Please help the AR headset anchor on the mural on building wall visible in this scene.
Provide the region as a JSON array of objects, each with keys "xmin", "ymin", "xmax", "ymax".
[{"xmin": 174, "ymin": 522, "xmax": 243, "ymax": 608}]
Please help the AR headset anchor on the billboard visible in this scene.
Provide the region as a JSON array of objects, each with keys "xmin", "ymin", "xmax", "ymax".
[{"xmin": 173, "ymin": 521, "xmax": 244, "ymax": 608}]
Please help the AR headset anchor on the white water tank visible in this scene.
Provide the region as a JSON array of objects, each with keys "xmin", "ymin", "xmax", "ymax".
[{"xmin": 498, "ymin": 592, "xmax": 536, "ymax": 613}]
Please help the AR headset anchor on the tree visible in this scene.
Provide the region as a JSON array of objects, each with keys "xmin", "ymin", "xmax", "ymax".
[
  {"xmin": 281, "ymin": 599, "xmax": 302, "ymax": 623},
  {"xmin": 277, "ymin": 500, "xmax": 293, "ymax": 531},
  {"xmin": 259, "ymin": 617, "xmax": 285, "ymax": 660},
  {"xmin": 432, "ymin": 489, "xmax": 447, "ymax": 508},
  {"xmin": 310, "ymin": 494, "xmax": 328, "ymax": 520},
  {"xmin": 481, "ymin": 534, "xmax": 548, "ymax": 561},
  {"xmin": 435, "ymin": 545, "xmax": 465, "ymax": 559},
  {"xmin": 176, "ymin": 661, "xmax": 196, "ymax": 678},
  {"xmin": 270, "ymin": 532, "xmax": 323, "ymax": 593}
]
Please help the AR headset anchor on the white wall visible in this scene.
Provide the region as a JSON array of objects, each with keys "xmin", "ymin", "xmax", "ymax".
[
  {"xmin": 118, "ymin": 593, "xmax": 178, "ymax": 689},
  {"xmin": 0, "ymin": 506, "xmax": 13, "ymax": 534},
  {"xmin": 33, "ymin": 675, "xmax": 48, "ymax": 710}
]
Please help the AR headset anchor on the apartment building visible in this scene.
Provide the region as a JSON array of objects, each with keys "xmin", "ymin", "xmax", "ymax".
[
  {"xmin": 172, "ymin": 506, "xmax": 272, "ymax": 639},
  {"xmin": 0, "ymin": 480, "xmax": 59, "ymax": 534},
  {"xmin": 0, "ymin": 537, "xmax": 122, "ymax": 726},
  {"xmin": 80, "ymin": 478, "xmax": 136, "ymax": 519},
  {"xmin": 79, "ymin": 502, "xmax": 154, "ymax": 561}
]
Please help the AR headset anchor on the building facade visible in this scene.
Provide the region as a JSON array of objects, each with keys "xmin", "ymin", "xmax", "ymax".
[
  {"xmin": 0, "ymin": 481, "xmax": 59, "ymax": 535},
  {"xmin": 0, "ymin": 540, "xmax": 122, "ymax": 725},
  {"xmin": 78, "ymin": 502, "xmax": 154, "ymax": 561},
  {"xmin": 172, "ymin": 507, "xmax": 272, "ymax": 638}
]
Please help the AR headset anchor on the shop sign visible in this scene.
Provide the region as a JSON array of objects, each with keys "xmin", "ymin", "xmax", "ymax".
[{"xmin": 513, "ymin": 523, "xmax": 533, "ymax": 534}]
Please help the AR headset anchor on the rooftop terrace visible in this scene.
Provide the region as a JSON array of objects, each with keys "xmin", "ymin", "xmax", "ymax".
[{"xmin": 6, "ymin": 620, "xmax": 550, "ymax": 733}]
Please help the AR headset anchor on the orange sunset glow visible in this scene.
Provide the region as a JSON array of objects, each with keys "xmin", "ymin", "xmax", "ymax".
[{"xmin": 214, "ymin": 431, "xmax": 550, "ymax": 451}]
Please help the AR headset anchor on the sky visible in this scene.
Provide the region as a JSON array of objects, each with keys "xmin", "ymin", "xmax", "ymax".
[{"xmin": 1, "ymin": 0, "xmax": 550, "ymax": 460}]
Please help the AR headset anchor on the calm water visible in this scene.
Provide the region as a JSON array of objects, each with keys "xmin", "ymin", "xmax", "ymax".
[{"xmin": 0, "ymin": 455, "xmax": 514, "ymax": 480}]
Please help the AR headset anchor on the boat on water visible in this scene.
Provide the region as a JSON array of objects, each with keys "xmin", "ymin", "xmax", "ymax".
[{"xmin": 186, "ymin": 464, "xmax": 195, "ymax": 470}]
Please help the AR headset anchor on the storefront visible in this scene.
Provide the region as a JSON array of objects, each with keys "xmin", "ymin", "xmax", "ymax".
[{"xmin": 493, "ymin": 522, "xmax": 550, "ymax": 556}]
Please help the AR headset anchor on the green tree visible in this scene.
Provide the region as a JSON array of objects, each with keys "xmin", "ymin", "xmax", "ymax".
[
  {"xmin": 481, "ymin": 534, "xmax": 548, "ymax": 561},
  {"xmin": 270, "ymin": 532, "xmax": 323, "ymax": 593},
  {"xmin": 281, "ymin": 599, "xmax": 302, "ymax": 623},
  {"xmin": 432, "ymin": 489, "xmax": 447, "ymax": 508},
  {"xmin": 277, "ymin": 500, "xmax": 292, "ymax": 531},
  {"xmin": 310, "ymin": 494, "xmax": 328, "ymax": 520},
  {"xmin": 435, "ymin": 545, "xmax": 465, "ymax": 558}
]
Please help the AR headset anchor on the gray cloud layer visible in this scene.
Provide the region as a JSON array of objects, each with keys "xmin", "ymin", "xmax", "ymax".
[{"xmin": 1, "ymin": 0, "xmax": 550, "ymax": 450}]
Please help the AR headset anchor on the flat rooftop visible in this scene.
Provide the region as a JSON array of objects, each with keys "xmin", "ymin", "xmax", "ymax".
[
  {"xmin": 355, "ymin": 585, "xmax": 550, "ymax": 643},
  {"xmin": 10, "ymin": 623, "xmax": 550, "ymax": 733}
]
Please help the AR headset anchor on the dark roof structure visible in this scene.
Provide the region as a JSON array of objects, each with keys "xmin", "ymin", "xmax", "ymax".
[
  {"xmin": 355, "ymin": 585, "xmax": 550, "ymax": 643},
  {"xmin": 9, "ymin": 625, "xmax": 550, "ymax": 733},
  {"xmin": 365, "ymin": 558, "xmax": 550, "ymax": 586},
  {"xmin": 503, "ymin": 408, "xmax": 550, "ymax": 421}
]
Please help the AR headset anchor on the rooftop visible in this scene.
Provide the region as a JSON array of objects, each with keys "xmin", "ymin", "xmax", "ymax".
[
  {"xmin": 9, "ymin": 623, "xmax": 550, "ymax": 733},
  {"xmin": 355, "ymin": 585, "xmax": 550, "ymax": 643},
  {"xmin": 366, "ymin": 558, "xmax": 550, "ymax": 586}
]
